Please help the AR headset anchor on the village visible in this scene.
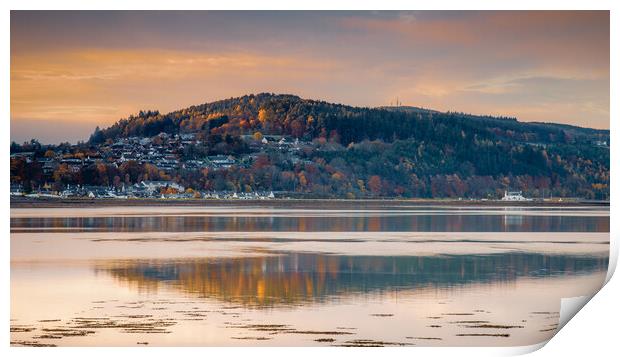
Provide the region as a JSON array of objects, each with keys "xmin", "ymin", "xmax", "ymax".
[
  {"xmin": 10, "ymin": 132, "xmax": 310, "ymax": 200},
  {"xmin": 8, "ymin": 131, "xmax": 573, "ymax": 202}
]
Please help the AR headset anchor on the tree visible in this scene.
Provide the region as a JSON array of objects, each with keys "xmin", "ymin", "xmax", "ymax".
[
  {"xmin": 367, "ymin": 175, "xmax": 382, "ymax": 195},
  {"xmin": 290, "ymin": 120, "xmax": 305, "ymax": 138},
  {"xmin": 89, "ymin": 126, "xmax": 104, "ymax": 144},
  {"xmin": 53, "ymin": 164, "xmax": 72, "ymax": 185},
  {"xmin": 258, "ymin": 108, "xmax": 271, "ymax": 124}
]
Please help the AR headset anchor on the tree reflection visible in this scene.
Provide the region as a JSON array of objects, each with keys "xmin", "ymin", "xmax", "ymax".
[{"xmin": 97, "ymin": 252, "xmax": 608, "ymax": 308}]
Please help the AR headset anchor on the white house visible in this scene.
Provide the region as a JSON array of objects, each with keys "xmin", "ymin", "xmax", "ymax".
[{"xmin": 501, "ymin": 191, "xmax": 531, "ymax": 201}]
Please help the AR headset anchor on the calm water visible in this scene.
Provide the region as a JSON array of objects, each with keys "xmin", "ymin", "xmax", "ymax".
[{"xmin": 10, "ymin": 204, "xmax": 609, "ymax": 347}]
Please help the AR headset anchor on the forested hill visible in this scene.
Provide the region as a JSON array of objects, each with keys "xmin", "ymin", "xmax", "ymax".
[
  {"xmin": 82, "ymin": 93, "xmax": 610, "ymax": 199},
  {"xmin": 90, "ymin": 93, "xmax": 608, "ymax": 146},
  {"xmin": 11, "ymin": 93, "xmax": 609, "ymax": 199}
]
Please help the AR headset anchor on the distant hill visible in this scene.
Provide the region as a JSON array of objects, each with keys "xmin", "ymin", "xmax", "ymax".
[
  {"xmin": 378, "ymin": 105, "xmax": 441, "ymax": 115},
  {"xmin": 383, "ymin": 105, "xmax": 609, "ymax": 140}
]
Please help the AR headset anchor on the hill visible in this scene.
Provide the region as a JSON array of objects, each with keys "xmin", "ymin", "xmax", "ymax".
[
  {"xmin": 11, "ymin": 93, "xmax": 610, "ymax": 199},
  {"xmin": 90, "ymin": 93, "xmax": 608, "ymax": 146}
]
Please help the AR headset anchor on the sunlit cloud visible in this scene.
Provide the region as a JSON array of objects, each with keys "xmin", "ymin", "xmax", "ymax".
[{"xmin": 11, "ymin": 48, "xmax": 343, "ymax": 126}]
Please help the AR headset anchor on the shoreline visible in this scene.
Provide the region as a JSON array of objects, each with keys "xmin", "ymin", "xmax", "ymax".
[{"xmin": 10, "ymin": 196, "xmax": 609, "ymax": 209}]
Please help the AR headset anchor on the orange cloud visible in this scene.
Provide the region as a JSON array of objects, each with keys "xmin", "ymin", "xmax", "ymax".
[{"xmin": 11, "ymin": 48, "xmax": 342, "ymax": 125}]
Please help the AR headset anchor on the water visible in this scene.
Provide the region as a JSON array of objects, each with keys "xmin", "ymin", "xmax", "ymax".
[{"xmin": 10, "ymin": 204, "xmax": 609, "ymax": 347}]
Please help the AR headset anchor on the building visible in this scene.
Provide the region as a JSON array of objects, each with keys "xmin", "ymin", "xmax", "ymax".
[
  {"xmin": 501, "ymin": 190, "xmax": 531, "ymax": 201},
  {"xmin": 10, "ymin": 152, "xmax": 34, "ymax": 163},
  {"xmin": 206, "ymin": 155, "xmax": 236, "ymax": 169},
  {"xmin": 10, "ymin": 184, "xmax": 24, "ymax": 196}
]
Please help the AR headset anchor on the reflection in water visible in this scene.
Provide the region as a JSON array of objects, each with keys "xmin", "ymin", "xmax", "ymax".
[
  {"xmin": 504, "ymin": 214, "xmax": 524, "ymax": 226},
  {"xmin": 10, "ymin": 206, "xmax": 611, "ymax": 347},
  {"xmin": 11, "ymin": 213, "xmax": 610, "ymax": 233},
  {"xmin": 98, "ymin": 252, "xmax": 609, "ymax": 308}
]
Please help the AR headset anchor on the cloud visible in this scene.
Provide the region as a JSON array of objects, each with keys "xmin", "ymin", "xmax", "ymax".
[
  {"xmin": 395, "ymin": 75, "xmax": 609, "ymax": 128},
  {"xmin": 10, "ymin": 48, "xmax": 344, "ymax": 126},
  {"xmin": 10, "ymin": 11, "xmax": 610, "ymax": 143},
  {"xmin": 339, "ymin": 11, "xmax": 609, "ymax": 77}
]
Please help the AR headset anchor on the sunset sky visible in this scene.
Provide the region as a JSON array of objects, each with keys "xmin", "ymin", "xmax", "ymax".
[{"xmin": 11, "ymin": 11, "xmax": 609, "ymax": 144}]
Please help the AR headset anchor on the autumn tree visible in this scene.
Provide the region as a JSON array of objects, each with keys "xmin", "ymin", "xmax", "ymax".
[{"xmin": 367, "ymin": 175, "xmax": 382, "ymax": 195}]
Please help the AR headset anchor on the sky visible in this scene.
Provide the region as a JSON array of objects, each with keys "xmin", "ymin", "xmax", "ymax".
[{"xmin": 10, "ymin": 11, "xmax": 610, "ymax": 144}]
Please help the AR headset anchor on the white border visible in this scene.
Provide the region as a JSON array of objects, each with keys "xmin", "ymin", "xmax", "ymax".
[{"xmin": 3, "ymin": 1, "xmax": 617, "ymax": 356}]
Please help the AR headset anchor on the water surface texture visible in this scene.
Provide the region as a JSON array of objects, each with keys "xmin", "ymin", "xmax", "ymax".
[{"xmin": 10, "ymin": 204, "xmax": 609, "ymax": 347}]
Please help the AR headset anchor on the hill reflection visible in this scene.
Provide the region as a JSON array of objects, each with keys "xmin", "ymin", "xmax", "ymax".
[{"xmin": 97, "ymin": 252, "xmax": 608, "ymax": 308}]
